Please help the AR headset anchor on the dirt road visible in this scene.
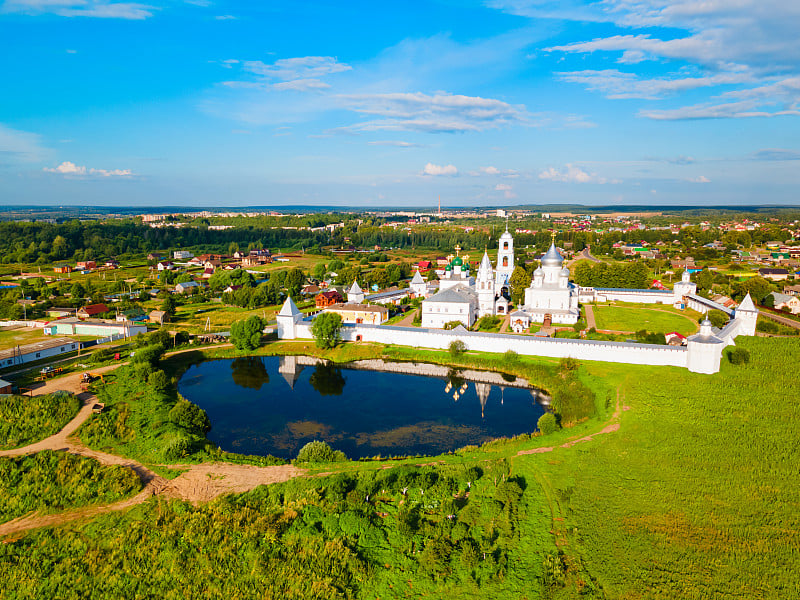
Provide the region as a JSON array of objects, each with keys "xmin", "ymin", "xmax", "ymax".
[{"xmin": 0, "ymin": 367, "xmax": 305, "ymax": 537}]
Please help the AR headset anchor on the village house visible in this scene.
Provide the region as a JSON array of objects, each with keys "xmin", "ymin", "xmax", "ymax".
[
  {"xmin": 149, "ymin": 310, "xmax": 168, "ymax": 325},
  {"xmin": 770, "ymin": 292, "xmax": 800, "ymax": 314},
  {"xmin": 316, "ymin": 290, "xmax": 343, "ymax": 308},
  {"xmin": 173, "ymin": 250, "xmax": 193, "ymax": 260},
  {"xmin": 322, "ymin": 303, "xmax": 389, "ymax": 325},
  {"xmin": 77, "ymin": 303, "xmax": 109, "ymax": 319},
  {"xmin": 175, "ymin": 280, "xmax": 201, "ymax": 294},
  {"xmin": 157, "ymin": 261, "xmax": 175, "ymax": 271},
  {"xmin": 758, "ymin": 267, "xmax": 790, "ymax": 281},
  {"xmin": 76, "ymin": 260, "xmax": 96, "ymax": 270},
  {"xmin": 53, "ymin": 265, "xmax": 72, "ymax": 274}
]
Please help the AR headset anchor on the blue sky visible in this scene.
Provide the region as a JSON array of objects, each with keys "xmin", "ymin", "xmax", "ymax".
[{"xmin": 1, "ymin": 0, "xmax": 799, "ymax": 207}]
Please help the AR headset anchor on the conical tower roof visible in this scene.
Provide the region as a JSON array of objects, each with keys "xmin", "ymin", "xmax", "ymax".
[
  {"xmin": 278, "ymin": 296, "xmax": 302, "ymax": 317},
  {"xmin": 348, "ymin": 280, "xmax": 362, "ymax": 295},
  {"xmin": 478, "ymin": 251, "xmax": 493, "ymax": 277},
  {"xmin": 737, "ymin": 292, "xmax": 756, "ymax": 311},
  {"xmin": 411, "ymin": 270, "xmax": 425, "ymax": 284}
]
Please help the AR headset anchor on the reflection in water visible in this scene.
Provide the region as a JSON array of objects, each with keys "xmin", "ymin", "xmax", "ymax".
[
  {"xmin": 308, "ymin": 363, "xmax": 346, "ymax": 396},
  {"xmin": 179, "ymin": 356, "xmax": 548, "ymax": 459},
  {"xmin": 230, "ymin": 357, "xmax": 270, "ymax": 390}
]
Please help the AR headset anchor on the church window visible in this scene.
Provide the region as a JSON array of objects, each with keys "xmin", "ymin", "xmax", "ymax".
[
  {"xmin": 503, "ymin": 257, "xmax": 508, "ymax": 267},
  {"xmin": 503, "ymin": 242, "xmax": 508, "ymax": 250}
]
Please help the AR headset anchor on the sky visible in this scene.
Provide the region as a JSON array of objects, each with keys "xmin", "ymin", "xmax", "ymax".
[{"xmin": 1, "ymin": 0, "xmax": 800, "ymax": 208}]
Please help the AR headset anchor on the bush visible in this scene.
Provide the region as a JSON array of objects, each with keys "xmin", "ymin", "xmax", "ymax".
[
  {"xmin": 448, "ymin": 339, "xmax": 467, "ymax": 357},
  {"xmin": 727, "ymin": 347, "xmax": 751, "ymax": 365},
  {"xmin": 537, "ymin": 412, "xmax": 559, "ymax": 435},
  {"xmin": 230, "ymin": 315, "xmax": 265, "ymax": 351},
  {"xmin": 504, "ymin": 349, "xmax": 519, "ymax": 364},
  {"xmin": 443, "ymin": 321, "xmax": 464, "ymax": 330},
  {"xmin": 295, "ymin": 440, "xmax": 347, "ymax": 463},
  {"xmin": 162, "ymin": 435, "xmax": 192, "ymax": 461},
  {"xmin": 147, "ymin": 370, "xmax": 170, "ymax": 392},
  {"xmin": 168, "ymin": 397, "xmax": 211, "ymax": 433},
  {"xmin": 707, "ymin": 310, "xmax": 729, "ymax": 328}
]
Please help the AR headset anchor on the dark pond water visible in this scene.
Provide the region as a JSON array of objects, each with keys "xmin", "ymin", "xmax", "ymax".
[{"xmin": 177, "ymin": 356, "xmax": 547, "ymax": 460}]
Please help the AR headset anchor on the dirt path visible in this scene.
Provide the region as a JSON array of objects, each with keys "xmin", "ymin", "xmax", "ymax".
[
  {"xmin": 517, "ymin": 388, "xmax": 626, "ymax": 456},
  {"xmin": 393, "ymin": 309, "xmax": 419, "ymax": 327},
  {"xmin": 584, "ymin": 304, "xmax": 596, "ymax": 330},
  {"xmin": 0, "ymin": 369, "xmax": 305, "ymax": 538}
]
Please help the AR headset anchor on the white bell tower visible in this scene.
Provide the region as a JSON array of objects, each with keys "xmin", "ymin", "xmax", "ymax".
[{"xmin": 495, "ymin": 219, "xmax": 515, "ymax": 289}]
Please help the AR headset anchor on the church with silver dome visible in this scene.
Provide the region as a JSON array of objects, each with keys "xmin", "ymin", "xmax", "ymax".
[{"xmin": 420, "ymin": 228, "xmax": 580, "ymax": 329}]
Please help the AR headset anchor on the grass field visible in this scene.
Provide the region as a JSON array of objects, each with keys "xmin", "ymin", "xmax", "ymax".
[
  {"xmin": 593, "ymin": 304, "xmax": 699, "ymax": 334},
  {"xmin": 0, "ymin": 327, "xmax": 45, "ymax": 351},
  {"xmin": 1, "ymin": 333, "xmax": 798, "ymax": 598},
  {"xmin": 0, "ymin": 392, "xmax": 80, "ymax": 450}
]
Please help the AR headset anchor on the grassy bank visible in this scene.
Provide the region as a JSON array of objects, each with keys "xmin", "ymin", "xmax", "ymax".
[
  {"xmin": 0, "ymin": 392, "xmax": 79, "ymax": 450},
  {"xmin": 0, "ymin": 450, "xmax": 141, "ymax": 524}
]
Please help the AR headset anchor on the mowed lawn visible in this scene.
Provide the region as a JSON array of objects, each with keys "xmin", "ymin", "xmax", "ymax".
[{"xmin": 593, "ymin": 304, "xmax": 698, "ymax": 334}]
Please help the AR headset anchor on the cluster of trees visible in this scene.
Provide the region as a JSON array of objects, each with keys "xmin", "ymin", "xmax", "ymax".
[
  {"xmin": 572, "ymin": 260, "xmax": 651, "ymax": 289},
  {"xmin": 0, "ymin": 220, "xmax": 331, "ymax": 264}
]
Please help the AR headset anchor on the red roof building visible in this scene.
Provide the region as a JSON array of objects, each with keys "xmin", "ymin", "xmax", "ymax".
[
  {"xmin": 418, "ymin": 260, "xmax": 432, "ymax": 271},
  {"xmin": 77, "ymin": 303, "xmax": 109, "ymax": 318},
  {"xmin": 316, "ymin": 290, "xmax": 343, "ymax": 308}
]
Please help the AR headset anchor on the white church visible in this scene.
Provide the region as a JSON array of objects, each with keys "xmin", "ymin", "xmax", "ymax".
[{"xmin": 420, "ymin": 227, "xmax": 581, "ymax": 329}]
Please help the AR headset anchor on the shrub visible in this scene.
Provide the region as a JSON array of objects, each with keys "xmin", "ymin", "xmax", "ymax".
[
  {"xmin": 727, "ymin": 347, "xmax": 751, "ymax": 365},
  {"xmin": 168, "ymin": 397, "xmax": 211, "ymax": 433},
  {"xmin": 503, "ymin": 349, "xmax": 519, "ymax": 364},
  {"xmin": 147, "ymin": 370, "xmax": 170, "ymax": 392},
  {"xmin": 449, "ymin": 339, "xmax": 467, "ymax": 357},
  {"xmin": 230, "ymin": 315, "xmax": 265, "ymax": 351},
  {"xmin": 295, "ymin": 440, "xmax": 347, "ymax": 463},
  {"xmin": 537, "ymin": 412, "xmax": 559, "ymax": 435},
  {"xmin": 162, "ymin": 435, "xmax": 192, "ymax": 461},
  {"xmin": 707, "ymin": 309, "xmax": 729, "ymax": 328},
  {"xmin": 443, "ymin": 321, "xmax": 464, "ymax": 330}
]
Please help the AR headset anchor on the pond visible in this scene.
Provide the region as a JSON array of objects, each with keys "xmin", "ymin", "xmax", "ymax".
[{"xmin": 177, "ymin": 356, "xmax": 548, "ymax": 460}]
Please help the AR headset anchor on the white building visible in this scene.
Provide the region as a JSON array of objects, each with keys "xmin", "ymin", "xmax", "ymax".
[
  {"xmin": 421, "ymin": 286, "xmax": 479, "ymax": 329},
  {"xmin": 523, "ymin": 243, "xmax": 580, "ymax": 325},
  {"xmin": 173, "ymin": 250, "xmax": 193, "ymax": 260},
  {"xmin": 347, "ymin": 280, "xmax": 365, "ymax": 303}
]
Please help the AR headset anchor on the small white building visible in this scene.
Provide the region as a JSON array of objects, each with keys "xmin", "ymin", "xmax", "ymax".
[
  {"xmin": 410, "ymin": 271, "xmax": 428, "ymax": 298},
  {"xmin": 421, "ymin": 286, "xmax": 479, "ymax": 329},
  {"xmin": 173, "ymin": 250, "xmax": 194, "ymax": 260}
]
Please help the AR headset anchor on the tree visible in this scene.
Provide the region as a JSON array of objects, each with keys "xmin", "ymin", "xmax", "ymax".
[
  {"xmin": 284, "ymin": 267, "xmax": 305, "ymax": 299},
  {"xmin": 295, "ymin": 440, "xmax": 347, "ymax": 463},
  {"xmin": 230, "ymin": 315, "xmax": 265, "ymax": 351},
  {"xmin": 706, "ymin": 309, "xmax": 729, "ymax": 328},
  {"xmin": 508, "ymin": 266, "xmax": 530, "ymax": 304},
  {"xmin": 448, "ymin": 339, "xmax": 467, "ymax": 357},
  {"xmin": 312, "ymin": 262, "xmax": 327, "ymax": 279},
  {"xmin": 161, "ymin": 295, "xmax": 177, "ymax": 318},
  {"xmin": 311, "ymin": 312, "xmax": 343, "ymax": 349}
]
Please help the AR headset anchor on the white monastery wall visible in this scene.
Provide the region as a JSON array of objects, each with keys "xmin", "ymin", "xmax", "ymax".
[{"xmin": 293, "ymin": 320, "xmax": 689, "ymax": 369}]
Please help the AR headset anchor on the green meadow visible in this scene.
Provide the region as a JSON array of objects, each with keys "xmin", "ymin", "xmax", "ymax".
[{"xmin": 0, "ymin": 336, "xmax": 797, "ymax": 599}]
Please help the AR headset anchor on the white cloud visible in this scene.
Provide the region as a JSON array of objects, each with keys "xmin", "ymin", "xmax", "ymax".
[
  {"xmin": 337, "ymin": 92, "xmax": 527, "ymax": 134},
  {"xmin": 2, "ymin": 0, "xmax": 156, "ymax": 19},
  {"xmin": 422, "ymin": 163, "xmax": 458, "ymax": 176},
  {"xmin": 368, "ymin": 141, "xmax": 425, "ymax": 148},
  {"xmin": 242, "ymin": 56, "xmax": 351, "ymax": 82},
  {"xmin": 498, "ymin": 1, "xmax": 800, "ymax": 120},
  {"xmin": 751, "ymin": 148, "xmax": 800, "ymax": 161},
  {"xmin": 44, "ymin": 161, "xmax": 133, "ymax": 177},
  {"xmin": 214, "ymin": 15, "xmax": 236, "ymax": 20},
  {"xmin": 538, "ymin": 164, "xmax": 616, "ymax": 184},
  {"xmin": 0, "ymin": 123, "xmax": 48, "ymax": 162},
  {"xmin": 482, "ymin": 166, "xmax": 500, "ymax": 175},
  {"xmin": 272, "ymin": 79, "xmax": 331, "ymax": 92},
  {"xmin": 494, "ymin": 182, "xmax": 517, "ymax": 199},
  {"xmin": 688, "ymin": 175, "xmax": 711, "ymax": 183}
]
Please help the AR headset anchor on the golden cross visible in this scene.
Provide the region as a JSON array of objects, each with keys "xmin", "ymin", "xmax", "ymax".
[
  {"xmin": 454, "ymin": 244, "xmax": 461, "ymax": 256},
  {"xmin": 551, "ymin": 230, "xmax": 557, "ymax": 244}
]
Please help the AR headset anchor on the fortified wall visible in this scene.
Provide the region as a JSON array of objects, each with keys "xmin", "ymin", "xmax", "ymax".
[{"xmin": 277, "ymin": 293, "xmax": 759, "ymax": 375}]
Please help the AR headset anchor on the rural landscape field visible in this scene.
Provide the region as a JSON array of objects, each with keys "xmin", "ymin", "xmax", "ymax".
[{"xmin": 3, "ymin": 0, "xmax": 800, "ymax": 597}]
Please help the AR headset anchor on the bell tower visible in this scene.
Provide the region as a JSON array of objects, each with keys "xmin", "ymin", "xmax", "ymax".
[{"xmin": 495, "ymin": 218, "xmax": 515, "ymax": 289}]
